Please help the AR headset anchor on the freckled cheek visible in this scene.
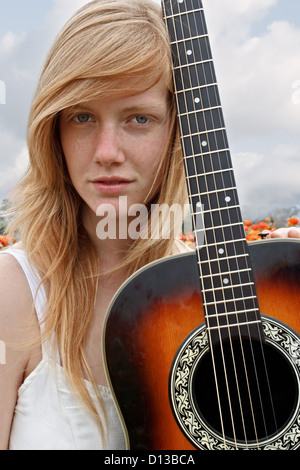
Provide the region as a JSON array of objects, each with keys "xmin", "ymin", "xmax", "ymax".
[{"xmin": 61, "ymin": 136, "xmax": 93, "ymax": 174}]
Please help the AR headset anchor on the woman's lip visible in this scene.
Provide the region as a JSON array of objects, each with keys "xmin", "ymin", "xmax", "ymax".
[{"xmin": 91, "ymin": 179, "xmax": 132, "ymax": 194}]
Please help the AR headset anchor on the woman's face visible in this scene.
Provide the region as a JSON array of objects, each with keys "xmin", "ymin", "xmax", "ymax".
[{"xmin": 59, "ymin": 80, "xmax": 171, "ymax": 228}]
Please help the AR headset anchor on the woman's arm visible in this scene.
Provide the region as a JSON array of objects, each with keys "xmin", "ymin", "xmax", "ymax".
[
  {"xmin": 267, "ymin": 228, "xmax": 300, "ymax": 239},
  {"xmin": 0, "ymin": 254, "xmax": 40, "ymax": 450}
]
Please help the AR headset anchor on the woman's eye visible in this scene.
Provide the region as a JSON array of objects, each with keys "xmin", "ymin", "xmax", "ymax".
[
  {"xmin": 75, "ymin": 114, "xmax": 92, "ymax": 123},
  {"xmin": 133, "ymin": 116, "xmax": 149, "ymax": 124}
]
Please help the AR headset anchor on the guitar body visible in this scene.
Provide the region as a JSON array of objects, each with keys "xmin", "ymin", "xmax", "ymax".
[{"xmin": 103, "ymin": 239, "xmax": 300, "ymax": 450}]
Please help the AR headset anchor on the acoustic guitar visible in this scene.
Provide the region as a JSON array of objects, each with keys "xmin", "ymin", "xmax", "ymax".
[{"xmin": 103, "ymin": 0, "xmax": 300, "ymax": 450}]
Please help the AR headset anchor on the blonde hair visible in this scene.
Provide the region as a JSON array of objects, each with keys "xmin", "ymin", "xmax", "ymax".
[{"xmin": 9, "ymin": 0, "xmax": 187, "ymax": 438}]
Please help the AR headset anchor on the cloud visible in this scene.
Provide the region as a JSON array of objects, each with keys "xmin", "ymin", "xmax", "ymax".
[
  {"xmin": 0, "ymin": 0, "xmax": 299, "ymax": 222},
  {"xmin": 202, "ymin": 0, "xmax": 300, "ymax": 218},
  {"xmin": 0, "ymin": 0, "xmax": 91, "ymax": 199}
]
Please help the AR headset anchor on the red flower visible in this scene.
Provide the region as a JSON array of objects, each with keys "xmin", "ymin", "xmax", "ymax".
[{"xmin": 288, "ymin": 217, "xmax": 299, "ymax": 226}]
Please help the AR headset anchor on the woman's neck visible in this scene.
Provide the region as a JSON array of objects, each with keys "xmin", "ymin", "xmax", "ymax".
[{"xmin": 82, "ymin": 204, "xmax": 134, "ymax": 272}]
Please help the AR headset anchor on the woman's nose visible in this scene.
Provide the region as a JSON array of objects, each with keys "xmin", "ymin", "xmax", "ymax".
[{"xmin": 93, "ymin": 125, "xmax": 125, "ymax": 166}]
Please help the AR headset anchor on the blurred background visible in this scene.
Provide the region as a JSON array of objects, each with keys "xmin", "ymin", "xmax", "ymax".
[{"xmin": 0, "ymin": 0, "xmax": 299, "ymax": 232}]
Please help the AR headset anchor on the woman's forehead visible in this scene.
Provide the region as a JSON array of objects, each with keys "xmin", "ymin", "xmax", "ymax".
[{"xmin": 63, "ymin": 77, "xmax": 170, "ymax": 112}]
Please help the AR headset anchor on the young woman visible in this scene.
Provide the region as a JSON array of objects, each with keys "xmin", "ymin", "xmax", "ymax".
[
  {"xmin": 0, "ymin": 0, "xmax": 188, "ymax": 450},
  {"xmin": 0, "ymin": 0, "xmax": 299, "ymax": 451}
]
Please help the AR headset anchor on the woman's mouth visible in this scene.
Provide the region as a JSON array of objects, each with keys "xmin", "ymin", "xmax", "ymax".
[{"xmin": 91, "ymin": 177, "xmax": 132, "ymax": 194}]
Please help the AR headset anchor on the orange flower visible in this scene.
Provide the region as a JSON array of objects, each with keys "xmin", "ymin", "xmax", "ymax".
[
  {"xmin": 0, "ymin": 235, "xmax": 15, "ymax": 248},
  {"xmin": 244, "ymin": 220, "xmax": 253, "ymax": 226},
  {"xmin": 288, "ymin": 217, "xmax": 299, "ymax": 226},
  {"xmin": 0, "ymin": 235, "xmax": 9, "ymax": 247},
  {"xmin": 246, "ymin": 233, "xmax": 260, "ymax": 241},
  {"xmin": 257, "ymin": 221, "xmax": 270, "ymax": 230}
]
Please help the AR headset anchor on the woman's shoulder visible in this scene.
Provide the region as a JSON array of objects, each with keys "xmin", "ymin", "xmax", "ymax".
[{"xmin": 0, "ymin": 244, "xmax": 34, "ymax": 324}]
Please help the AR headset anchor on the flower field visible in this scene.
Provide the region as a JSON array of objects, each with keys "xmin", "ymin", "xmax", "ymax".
[
  {"xmin": 180, "ymin": 217, "xmax": 299, "ymax": 248},
  {"xmin": 0, "ymin": 218, "xmax": 299, "ymax": 250}
]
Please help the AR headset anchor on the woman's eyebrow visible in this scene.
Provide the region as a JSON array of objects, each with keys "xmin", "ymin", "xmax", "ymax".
[{"xmin": 122, "ymin": 103, "xmax": 168, "ymax": 115}]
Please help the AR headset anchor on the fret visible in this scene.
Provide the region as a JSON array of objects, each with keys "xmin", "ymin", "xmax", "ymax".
[
  {"xmin": 192, "ymin": 191, "xmax": 240, "ymax": 219},
  {"xmin": 186, "ymin": 168, "xmax": 234, "ymax": 178},
  {"xmin": 174, "ymin": 61, "xmax": 217, "ymax": 91},
  {"xmin": 201, "ymin": 238, "xmax": 247, "ymax": 249},
  {"xmin": 170, "ymin": 34, "xmax": 207, "ymax": 45},
  {"xmin": 180, "ymin": 127, "xmax": 226, "ymax": 139},
  {"xmin": 199, "ymin": 241, "xmax": 249, "ymax": 269},
  {"xmin": 184, "ymin": 148, "xmax": 230, "ymax": 159},
  {"xmin": 207, "ymin": 320, "xmax": 261, "ymax": 331},
  {"xmin": 203, "ymin": 295, "xmax": 258, "ymax": 307},
  {"xmin": 192, "ymin": 204, "xmax": 240, "ymax": 215},
  {"xmin": 198, "ymin": 253, "xmax": 249, "ymax": 264},
  {"xmin": 198, "ymin": 254, "xmax": 251, "ymax": 278},
  {"xmin": 178, "ymin": 105, "xmax": 222, "ymax": 117},
  {"xmin": 165, "ymin": 6, "xmax": 207, "ymax": 42},
  {"xmin": 172, "ymin": 38, "xmax": 212, "ymax": 69},
  {"xmin": 204, "ymin": 208, "xmax": 242, "ymax": 232},
  {"xmin": 203, "ymin": 297, "xmax": 259, "ymax": 321},
  {"xmin": 173, "ymin": 58, "xmax": 213, "ymax": 70},
  {"xmin": 190, "ymin": 186, "xmax": 237, "ymax": 197},
  {"xmin": 176, "ymin": 86, "xmax": 221, "ymax": 117},
  {"xmin": 182, "ymin": 130, "xmax": 229, "ymax": 156},
  {"xmin": 174, "ymin": 83, "xmax": 218, "ymax": 94},
  {"xmin": 201, "ymin": 282, "xmax": 255, "ymax": 293},
  {"xmin": 200, "ymin": 268, "xmax": 252, "ymax": 279},
  {"xmin": 163, "ymin": 8, "xmax": 203, "ymax": 21},
  {"xmin": 202, "ymin": 226, "xmax": 246, "ymax": 247},
  {"xmin": 163, "ymin": 0, "xmax": 204, "ymax": 16},
  {"xmin": 201, "ymin": 268, "xmax": 253, "ymax": 291},
  {"xmin": 203, "ymin": 284, "xmax": 257, "ymax": 307},
  {"xmin": 187, "ymin": 168, "xmax": 235, "ymax": 191},
  {"xmin": 179, "ymin": 109, "xmax": 225, "ymax": 137},
  {"xmin": 205, "ymin": 308, "xmax": 260, "ymax": 318}
]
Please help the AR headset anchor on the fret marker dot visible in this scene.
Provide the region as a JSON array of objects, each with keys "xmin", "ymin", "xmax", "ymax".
[
  {"xmin": 195, "ymin": 97, "xmax": 200, "ymax": 104},
  {"xmin": 225, "ymin": 196, "xmax": 231, "ymax": 202},
  {"xmin": 223, "ymin": 278, "xmax": 230, "ymax": 285},
  {"xmin": 187, "ymin": 50, "xmax": 192, "ymax": 56},
  {"xmin": 178, "ymin": 0, "xmax": 183, "ymax": 3},
  {"xmin": 202, "ymin": 141, "xmax": 207, "ymax": 147},
  {"xmin": 196, "ymin": 202, "xmax": 201, "ymax": 208},
  {"xmin": 219, "ymin": 248, "xmax": 224, "ymax": 255}
]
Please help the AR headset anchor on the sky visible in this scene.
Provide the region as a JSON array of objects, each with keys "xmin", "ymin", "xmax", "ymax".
[{"xmin": 0, "ymin": 0, "xmax": 299, "ymax": 221}]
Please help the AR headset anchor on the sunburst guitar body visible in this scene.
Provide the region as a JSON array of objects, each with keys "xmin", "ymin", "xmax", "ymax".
[
  {"xmin": 103, "ymin": 0, "xmax": 300, "ymax": 450},
  {"xmin": 103, "ymin": 240, "xmax": 300, "ymax": 450}
]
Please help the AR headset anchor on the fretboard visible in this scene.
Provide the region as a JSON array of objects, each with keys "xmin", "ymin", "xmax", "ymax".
[{"xmin": 162, "ymin": 0, "xmax": 264, "ymax": 344}]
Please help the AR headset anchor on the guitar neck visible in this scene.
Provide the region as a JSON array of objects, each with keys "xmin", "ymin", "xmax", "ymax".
[{"xmin": 162, "ymin": 0, "xmax": 264, "ymax": 344}]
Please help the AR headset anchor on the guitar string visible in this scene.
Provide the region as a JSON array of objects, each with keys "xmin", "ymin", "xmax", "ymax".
[
  {"xmin": 191, "ymin": 0, "xmax": 263, "ymax": 445},
  {"xmin": 188, "ymin": 0, "xmax": 278, "ymax": 444},
  {"xmin": 194, "ymin": 1, "xmax": 278, "ymax": 439},
  {"xmin": 183, "ymin": 0, "xmax": 278, "ymax": 443},
  {"xmin": 165, "ymin": 0, "xmax": 277, "ymax": 447},
  {"xmin": 182, "ymin": 0, "xmax": 253, "ymax": 447},
  {"xmin": 165, "ymin": 0, "xmax": 238, "ymax": 447}
]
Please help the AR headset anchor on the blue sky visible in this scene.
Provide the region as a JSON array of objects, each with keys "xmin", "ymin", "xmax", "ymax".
[{"xmin": 0, "ymin": 0, "xmax": 299, "ymax": 220}]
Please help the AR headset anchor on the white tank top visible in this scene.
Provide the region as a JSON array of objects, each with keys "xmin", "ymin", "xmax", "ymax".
[{"xmin": 2, "ymin": 247, "xmax": 126, "ymax": 450}]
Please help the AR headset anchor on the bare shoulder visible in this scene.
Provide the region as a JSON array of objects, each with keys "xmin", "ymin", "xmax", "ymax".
[
  {"xmin": 0, "ymin": 250, "xmax": 41, "ymax": 449},
  {"xmin": 0, "ymin": 251, "xmax": 34, "ymax": 324}
]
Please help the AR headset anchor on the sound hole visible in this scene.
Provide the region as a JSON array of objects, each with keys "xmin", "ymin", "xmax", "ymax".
[{"xmin": 192, "ymin": 339, "xmax": 298, "ymax": 443}]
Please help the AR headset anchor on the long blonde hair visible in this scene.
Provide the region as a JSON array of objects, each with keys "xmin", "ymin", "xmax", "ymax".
[{"xmin": 9, "ymin": 0, "xmax": 187, "ymax": 436}]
